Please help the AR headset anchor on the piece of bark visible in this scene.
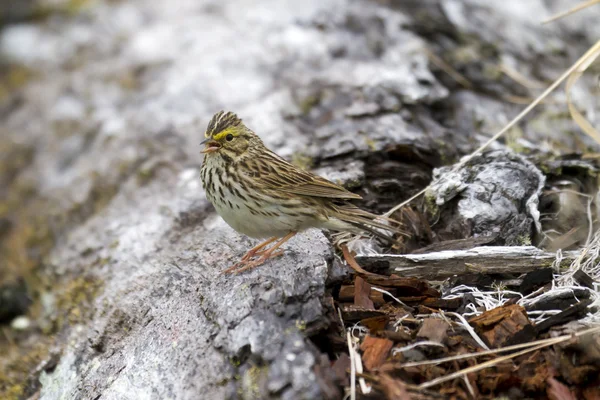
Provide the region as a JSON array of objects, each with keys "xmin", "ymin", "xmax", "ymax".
[
  {"xmin": 417, "ymin": 318, "xmax": 449, "ymax": 344},
  {"xmin": 378, "ymin": 373, "xmax": 411, "ymax": 400},
  {"xmin": 410, "ymin": 236, "xmax": 497, "ymax": 254},
  {"xmin": 573, "ymin": 270, "xmax": 595, "ymax": 289},
  {"xmin": 469, "ymin": 304, "xmax": 534, "ymax": 348},
  {"xmin": 354, "ymin": 276, "xmax": 375, "ymax": 309},
  {"xmin": 360, "ymin": 335, "xmax": 394, "ymax": 371},
  {"xmin": 340, "ymin": 305, "xmax": 386, "ymax": 322},
  {"xmin": 338, "ymin": 285, "xmax": 386, "ymax": 307},
  {"xmin": 421, "ymin": 297, "xmax": 462, "ymax": 310},
  {"xmin": 360, "ymin": 315, "xmax": 390, "ymax": 333},
  {"xmin": 380, "ymin": 330, "xmax": 412, "ymax": 342},
  {"xmin": 519, "ymin": 268, "xmax": 553, "ymax": 295},
  {"xmin": 356, "ymin": 246, "xmax": 578, "ymax": 279},
  {"xmin": 534, "ymin": 299, "xmax": 593, "ymax": 334},
  {"xmin": 363, "ymin": 276, "xmax": 433, "ymax": 294},
  {"xmin": 526, "ymin": 288, "xmax": 591, "ymax": 311},
  {"xmin": 448, "ymin": 273, "xmax": 495, "ymax": 289}
]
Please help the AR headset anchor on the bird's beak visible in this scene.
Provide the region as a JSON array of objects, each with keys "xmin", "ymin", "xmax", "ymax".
[{"xmin": 200, "ymin": 138, "xmax": 221, "ymax": 153}]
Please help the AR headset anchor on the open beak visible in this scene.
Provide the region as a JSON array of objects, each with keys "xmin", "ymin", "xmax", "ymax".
[{"xmin": 200, "ymin": 138, "xmax": 221, "ymax": 154}]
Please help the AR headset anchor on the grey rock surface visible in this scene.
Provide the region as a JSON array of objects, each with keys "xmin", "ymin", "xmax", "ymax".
[
  {"xmin": 0, "ymin": 0, "xmax": 599, "ymax": 399},
  {"xmin": 427, "ymin": 151, "xmax": 545, "ymax": 245}
]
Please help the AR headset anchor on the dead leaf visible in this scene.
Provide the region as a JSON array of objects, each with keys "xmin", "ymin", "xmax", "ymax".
[{"xmin": 547, "ymin": 377, "xmax": 576, "ymax": 400}]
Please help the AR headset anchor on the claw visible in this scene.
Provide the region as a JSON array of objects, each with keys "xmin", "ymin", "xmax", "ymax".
[{"xmin": 220, "ymin": 232, "xmax": 296, "ymax": 275}]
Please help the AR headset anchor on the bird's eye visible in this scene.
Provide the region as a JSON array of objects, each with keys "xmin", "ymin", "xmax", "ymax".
[{"xmin": 226, "ymin": 134, "xmax": 234, "ymax": 141}]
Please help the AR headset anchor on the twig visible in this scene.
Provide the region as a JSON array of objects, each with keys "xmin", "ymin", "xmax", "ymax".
[
  {"xmin": 417, "ymin": 326, "xmax": 600, "ymax": 389},
  {"xmin": 384, "ymin": 40, "xmax": 600, "ymax": 217},
  {"xmin": 542, "ymin": 0, "xmax": 600, "ymax": 24}
]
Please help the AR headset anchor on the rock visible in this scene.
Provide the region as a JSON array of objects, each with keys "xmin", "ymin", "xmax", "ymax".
[
  {"xmin": 0, "ymin": 0, "xmax": 599, "ymax": 399},
  {"xmin": 426, "ymin": 150, "xmax": 545, "ymax": 245}
]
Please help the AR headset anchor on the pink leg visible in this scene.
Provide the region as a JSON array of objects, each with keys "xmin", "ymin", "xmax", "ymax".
[{"xmin": 222, "ymin": 232, "xmax": 297, "ymax": 275}]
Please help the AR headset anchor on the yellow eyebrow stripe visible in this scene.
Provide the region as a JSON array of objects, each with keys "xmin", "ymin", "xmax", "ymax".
[{"xmin": 213, "ymin": 128, "xmax": 234, "ymax": 141}]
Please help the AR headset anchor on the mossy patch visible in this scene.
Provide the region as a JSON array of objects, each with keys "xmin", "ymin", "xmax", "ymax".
[
  {"xmin": 52, "ymin": 275, "xmax": 104, "ymax": 331},
  {"xmin": 0, "ymin": 336, "xmax": 54, "ymax": 400}
]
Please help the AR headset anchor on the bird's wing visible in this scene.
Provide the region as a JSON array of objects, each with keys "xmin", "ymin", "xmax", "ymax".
[{"xmin": 242, "ymin": 150, "xmax": 362, "ymax": 200}]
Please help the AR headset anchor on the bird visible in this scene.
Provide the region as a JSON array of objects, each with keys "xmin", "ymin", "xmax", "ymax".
[{"xmin": 200, "ymin": 111, "xmax": 403, "ymax": 274}]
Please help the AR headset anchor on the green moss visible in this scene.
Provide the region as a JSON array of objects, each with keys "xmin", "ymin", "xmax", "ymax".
[
  {"xmin": 516, "ymin": 235, "xmax": 532, "ymax": 246},
  {"xmin": 298, "ymin": 93, "xmax": 321, "ymax": 115},
  {"xmin": 364, "ymin": 137, "xmax": 377, "ymax": 152},
  {"xmin": 0, "ymin": 65, "xmax": 36, "ymax": 100},
  {"xmin": 295, "ymin": 319, "xmax": 307, "ymax": 331},
  {"xmin": 53, "ymin": 276, "xmax": 104, "ymax": 330},
  {"xmin": 243, "ymin": 365, "xmax": 267, "ymax": 400},
  {"xmin": 423, "ymin": 190, "xmax": 439, "ymax": 217},
  {"xmin": 0, "ymin": 338, "xmax": 53, "ymax": 400}
]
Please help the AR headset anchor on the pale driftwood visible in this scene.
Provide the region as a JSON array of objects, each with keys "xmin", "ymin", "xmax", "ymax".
[{"xmin": 356, "ymin": 246, "xmax": 580, "ymax": 279}]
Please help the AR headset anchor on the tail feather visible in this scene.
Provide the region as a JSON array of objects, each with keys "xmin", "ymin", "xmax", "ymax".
[{"xmin": 332, "ymin": 204, "xmax": 407, "ymax": 244}]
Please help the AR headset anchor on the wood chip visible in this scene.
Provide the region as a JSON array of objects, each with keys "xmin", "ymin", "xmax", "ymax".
[
  {"xmin": 360, "ymin": 335, "xmax": 394, "ymax": 371},
  {"xmin": 417, "ymin": 318, "xmax": 449, "ymax": 344},
  {"xmin": 573, "ymin": 270, "xmax": 595, "ymax": 289},
  {"xmin": 380, "ymin": 329, "xmax": 412, "ymax": 342},
  {"xmin": 360, "ymin": 315, "xmax": 390, "ymax": 333},
  {"xmin": 340, "ymin": 304, "xmax": 385, "ymax": 322},
  {"xmin": 354, "ymin": 276, "xmax": 375, "ymax": 309},
  {"xmin": 469, "ymin": 304, "xmax": 534, "ymax": 348},
  {"xmin": 339, "ymin": 285, "xmax": 385, "ymax": 307},
  {"xmin": 421, "ymin": 297, "xmax": 461, "ymax": 310},
  {"xmin": 519, "ymin": 268, "xmax": 553, "ymax": 294},
  {"xmin": 534, "ymin": 299, "xmax": 593, "ymax": 334}
]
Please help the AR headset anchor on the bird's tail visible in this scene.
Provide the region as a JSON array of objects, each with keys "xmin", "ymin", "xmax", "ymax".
[{"xmin": 332, "ymin": 204, "xmax": 406, "ymax": 244}]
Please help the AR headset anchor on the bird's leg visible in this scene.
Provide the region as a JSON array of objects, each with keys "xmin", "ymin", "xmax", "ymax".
[
  {"xmin": 240, "ymin": 237, "xmax": 278, "ymax": 262},
  {"xmin": 221, "ymin": 237, "xmax": 278, "ymax": 274},
  {"xmin": 224, "ymin": 232, "xmax": 297, "ymax": 275}
]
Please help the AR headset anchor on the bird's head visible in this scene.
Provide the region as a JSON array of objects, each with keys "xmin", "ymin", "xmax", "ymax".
[{"xmin": 201, "ymin": 111, "xmax": 262, "ymax": 160}]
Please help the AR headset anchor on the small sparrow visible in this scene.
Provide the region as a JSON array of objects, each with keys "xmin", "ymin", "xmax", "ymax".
[{"xmin": 200, "ymin": 111, "xmax": 401, "ymax": 274}]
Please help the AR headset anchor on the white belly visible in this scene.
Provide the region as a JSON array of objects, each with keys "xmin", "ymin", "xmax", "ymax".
[
  {"xmin": 213, "ymin": 198, "xmax": 304, "ymax": 238},
  {"xmin": 202, "ymin": 160, "xmax": 318, "ymax": 238}
]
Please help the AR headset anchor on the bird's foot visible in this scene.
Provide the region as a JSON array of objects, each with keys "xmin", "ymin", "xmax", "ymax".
[
  {"xmin": 221, "ymin": 249, "xmax": 285, "ymax": 275},
  {"xmin": 220, "ymin": 232, "xmax": 296, "ymax": 275}
]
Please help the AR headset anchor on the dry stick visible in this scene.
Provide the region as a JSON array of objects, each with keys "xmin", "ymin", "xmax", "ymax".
[
  {"xmin": 341, "ymin": 244, "xmax": 381, "ymax": 278},
  {"xmin": 384, "ymin": 39, "xmax": 600, "ymax": 218},
  {"xmin": 417, "ymin": 326, "xmax": 600, "ymax": 389},
  {"xmin": 565, "ymin": 44, "xmax": 600, "ymax": 144},
  {"xmin": 397, "ymin": 329, "xmax": 587, "ymax": 368},
  {"xmin": 542, "ymin": 0, "xmax": 600, "ymax": 24},
  {"xmin": 347, "ymin": 331, "xmax": 356, "ymax": 400}
]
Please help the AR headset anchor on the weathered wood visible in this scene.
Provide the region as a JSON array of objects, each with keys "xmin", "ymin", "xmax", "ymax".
[
  {"xmin": 356, "ymin": 246, "xmax": 579, "ymax": 279},
  {"xmin": 360, "ymin": 336, "xmax": 394, "ymax": 371},
  {"xmin": 469, "ymin": 304, "xmax": 534, "ymax": 348}
]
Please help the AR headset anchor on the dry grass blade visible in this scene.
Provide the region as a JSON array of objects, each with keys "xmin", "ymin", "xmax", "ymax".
[
  {"xmin": 425, "ymin": 48, "xmax": 473, "ymax": 89},
  {"xmin": 385, "ymin": 39, "xmax": 600, "ymax": 217},
  {"xmin": 542, "ymin": 0, "xmax": 600, "ymax": 24},
  {"xmin": 499, "ymin": 63, "xmax": 545, "ymax": 89},
  {"xmin": 417, "ymin": 326, "xmax": 600, "ymax": 389},
  {"xmin": 565, "ymin": 41, "xmax": 600, "ymax": 145}
]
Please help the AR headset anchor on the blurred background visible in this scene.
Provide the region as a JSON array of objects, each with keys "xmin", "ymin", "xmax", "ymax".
[{"xmin": 0, "ymin": 0, "xmax": 599, "ymax": 399}]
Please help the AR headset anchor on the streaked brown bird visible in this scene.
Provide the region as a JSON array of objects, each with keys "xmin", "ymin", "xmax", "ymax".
[{"xmin": 200, "ymin": 111, "xmax": 401, "ymax": 274}]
